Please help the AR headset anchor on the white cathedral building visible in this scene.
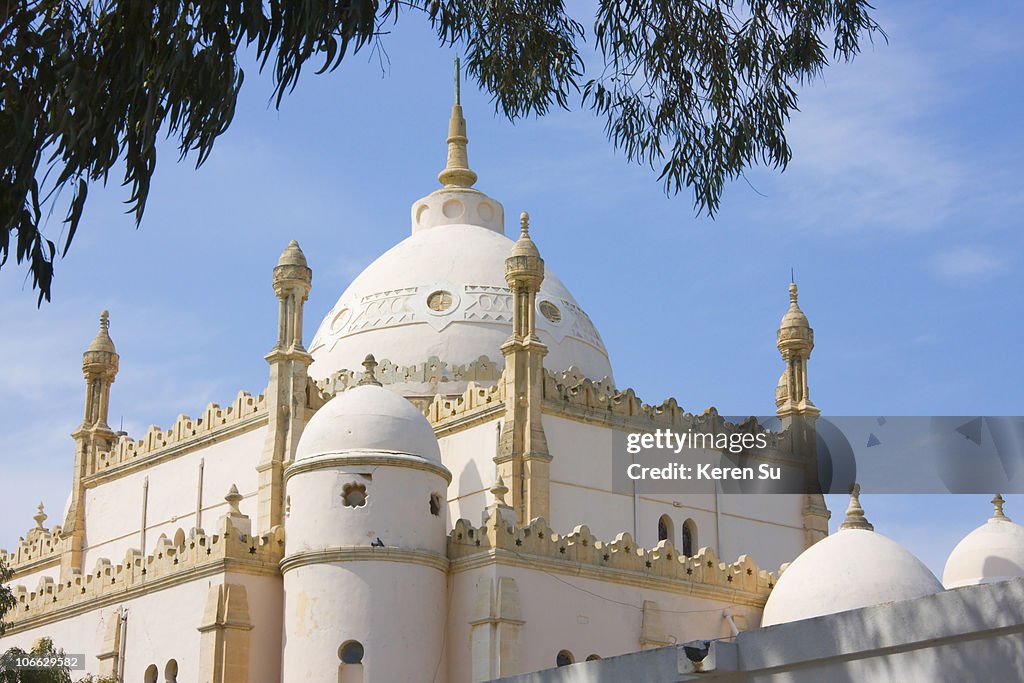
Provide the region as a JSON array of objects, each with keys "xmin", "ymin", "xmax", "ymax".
[{"xmin": 2, "ymin": 85, "xmax": 1022, "ymax": 683}]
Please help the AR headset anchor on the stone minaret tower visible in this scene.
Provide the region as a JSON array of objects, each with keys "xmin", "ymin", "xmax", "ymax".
[
  {"xmin": 774, "ymin": 281, "xmax": 830, "ymax": 547},
  {"xmin": 257, "ymin": 241, "xmax": 313, "ymax": 533},
  {"xmin": 776, "ymin": 281, "xmax": 819, "ymax": 418},
  {"xmin": 63, "ymin": 310, "xmax": 120, "ymax": 573},
  {"xmin": 496, "ymin": 212, "xmax": 552, "ymax": 525}
]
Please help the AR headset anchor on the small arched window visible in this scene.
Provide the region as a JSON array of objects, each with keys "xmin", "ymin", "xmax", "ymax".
[
  {"xmin": 143, "ymin": 665, "xmax": 158, "ymax": 683},
  {"xmin": 657, "ymin": 514, "xmax": 673, "ymax": 543},
  {"xmin": 585, "ymin": 654, "xmax": 602, "ymax": 661},
  {"xmin": 556, "ymin": 650, "xmax": 574, "ymax": 667},
  {"xmin": 682, "ymin": 519, "xmax": 697, "ymax": 557},
  {"xmin": 164, "ymin": 659, "xmax": 178, "ymax": 683},
  {"xmin": 429, "ymin": 492, "xmax": 442, "ymax": 516}
]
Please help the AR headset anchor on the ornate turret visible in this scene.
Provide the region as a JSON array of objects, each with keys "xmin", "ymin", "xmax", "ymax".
[
  {"xmin": 496, "ymin": 212, "xmax": 551, "ymax": 525},
  {"xmin": 258, "ymin": 241, "xmax": 314, "ymax": 533},
  {"xmin": 272, "ymin": 240, "xmax": 313, "ymax": 353},
  {"xmin": 773, "ymin": 280, "xmax": 829, "ymax": 548},
  {"xmin": 776, "ymin": 281, "xmax": 818, "ymax": 417},
  {"xmin": 81, "ymin": 310, "xmax": 119, "ymax": 430},
  {"xmin": 63, "ymin": 311, "xmax": 121, "ymax": 574}
]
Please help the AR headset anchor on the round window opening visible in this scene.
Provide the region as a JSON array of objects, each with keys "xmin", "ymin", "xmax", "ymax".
[
  {"xmin": 339, "ymin": 640, "xmax": 364, "ymax": 664},
  {"xmin": 539, "ymin": 300, "xmax": 562, "ymax": 324},
  {"xmin": 342, "ymin": 483, "xmax": 367, "ymax": 508},
  {"xmin": 427, "ymin": 290, "xmax": 453, "ymax": 312},
  {"xmin": 556, "ymin": 650, "xmax": 574, "ymax": 667}
]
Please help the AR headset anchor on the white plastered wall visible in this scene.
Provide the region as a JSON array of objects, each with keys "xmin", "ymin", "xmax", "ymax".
[
  {"xmin": 81, "ymin": 425, "xmax": 266, "ymax": 569},
  {"xmin": 438, "ymin": 419, "xmax": 501, "ymax": 528},
  {"xmin": 445, "ymin": 562, "xmax": 762, "ymax": 683}
]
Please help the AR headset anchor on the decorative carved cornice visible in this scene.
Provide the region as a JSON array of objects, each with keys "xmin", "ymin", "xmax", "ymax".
[{"xmin": 318, "ymin": 354, "xmax": 503, "ymax": 396}]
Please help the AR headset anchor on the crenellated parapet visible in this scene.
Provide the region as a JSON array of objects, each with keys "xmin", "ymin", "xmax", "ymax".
[
  {"xmin": 89, "ymin": 391, "xmax": 267, "ymax": 476},
  {"xmin": 0, "ymin": 505, "xmax": 64, "ymax": 572},
  {"xmin": 448, "ymin": 516, "xmax": 776, "ymax": 605},
  {"xmin": 426, "ymin": 381, "xmax": 504, "ymax": 427},
  {"xmin": 542, "ymin": 367, "xmax": 790, "ymax": 451},
  {"xmin": 309, "ymin": 356, "xmax": 793, "ymax": 457},
  {"xmin": 3, "ymin": 519, "xmax": 284, "ymax": 633}
]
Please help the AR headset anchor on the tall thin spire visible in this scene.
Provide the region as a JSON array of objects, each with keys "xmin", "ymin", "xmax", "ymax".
[
  {"xmin": 454, "ymin": 56, "xmax": 461, "ymax": 105},
  {"xmin": 438, "ymin": 57, "xmax": 478, "ymax": 189}
]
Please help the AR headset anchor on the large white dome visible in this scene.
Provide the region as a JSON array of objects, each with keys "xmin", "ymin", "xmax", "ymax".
[
  {"xmin": 943, "ymin": 495, "xmax": 1024, "ymax": 589},
  {"xmin": 308, "ymin": 221, "xmax": 613, "ymax": 390},
  {"xmin": 761, "ymin": 490, "xmax": 943, "ymax": 627},
  {"xmin": 307, "ymin": 99, "xmax": 613, "ymax": 393}
]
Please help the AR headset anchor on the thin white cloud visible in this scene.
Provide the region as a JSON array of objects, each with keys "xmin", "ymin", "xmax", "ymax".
[{"xmin": 928, "ymin": 245, "xmax": 1010, "ymax": 284}]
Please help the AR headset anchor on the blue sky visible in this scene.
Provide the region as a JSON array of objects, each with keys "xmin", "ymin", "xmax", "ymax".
[{"xmin": 1, "ymin": 1, "xmax": 1021, "ymax": 576}]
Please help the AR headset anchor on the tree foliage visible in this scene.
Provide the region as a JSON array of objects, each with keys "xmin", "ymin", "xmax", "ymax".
[
  {"xmin": 0, "ymin": 557, "xmax": 15, "ymax": 636},
  {"xmin": 0, "ymin": 0, "xmax": 882, "ymax": 302},
  {"xmin": 0, "ymin": 637, "xmax": 72, "ymax": 683}
]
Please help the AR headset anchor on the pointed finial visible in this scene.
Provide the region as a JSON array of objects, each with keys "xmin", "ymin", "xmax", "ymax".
[
  {"xmin": 490, "ymin": 475, "xmax": 509, "ymax": 502},
  {"xmin": 225, "ymin": 484, "xmax": 242, "ymax": 514},
  {"xmin": 520, "ymin": 212, "xmax": 530, "ymax": 238},
  {"xmin": 992, "ymin": 493, "xmax": 1010, "ymax": 521},
  {"xmin": 358, "ymin": 354, "xmax": 382, "ymax": 386},
  {"xmin": 839, "ymin": 483, "xmax": 874, "ymax": 531},
  {"xmin": 33, "ymin": 502, "xmax": 47, "ymax": 529},
  {"xmin": 437, "ymin": 61, "xmax": 478, "ymax": 189},
  {"xmin": 454, "ymin": 57, "xmax": 461, "ymax": 106},
  {"xmin": 86, "ymin": 309, "xmax": 117, "ymax": 355}
]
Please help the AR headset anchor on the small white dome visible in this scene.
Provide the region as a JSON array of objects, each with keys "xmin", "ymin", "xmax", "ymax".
[
  {"xmin": 761, "ymin": 488, "xmax": 943, "ymax": 627},
  {"xmin": 295, "ymin": 383, "xmax": 441, "ymax": 464},
  {"xmin": 943, "ymin": 495, "xmax": 1024, "ymax": 589}
]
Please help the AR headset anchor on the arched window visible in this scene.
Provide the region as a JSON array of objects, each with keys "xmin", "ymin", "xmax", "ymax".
[
  {"xmin": 657, "ymin": 514, "xmax": 673, "ymax": 543},
  {"xmin": 143, "ymin": 665, "xmax": 158, "ymax": 683},
  {"xmin": 585, "ymin": 654, "xmax": 602, "ymax": 661},
  {"xmin": 164, "ymin": 659, "xmax": 178, "ymax": 683},
  {"xmin": 682, "ymin": 519, "xmax": 697, "ymax": 557},
  {"xmin": 338, "ymin": 641, "xmax": 364, "ymax": 683},
  {"xmin": 556, "ymin": 650, "xmax": 574, "ymax": 667}
]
